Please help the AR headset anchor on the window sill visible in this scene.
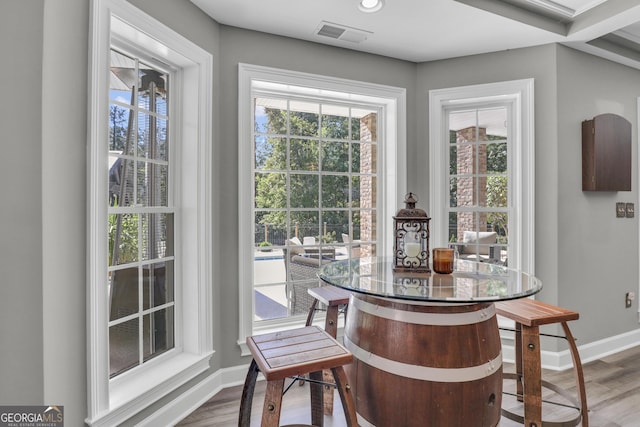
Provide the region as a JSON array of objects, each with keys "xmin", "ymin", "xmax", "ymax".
[{"xmin": 86, "ymin": 351, "xmax": 213, "ymax": 427}]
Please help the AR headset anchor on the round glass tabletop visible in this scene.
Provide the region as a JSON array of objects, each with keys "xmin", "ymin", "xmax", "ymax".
[{"xmin": 319, "ymin": 256, "xmax": 542, "ymax": 303}]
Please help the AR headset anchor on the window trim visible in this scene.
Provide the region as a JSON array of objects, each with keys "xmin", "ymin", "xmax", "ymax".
[
  {"xmin": 238, "ymin": 63, "xmax": 406, "ymax": 354},
  {"xmin": 87, "ymin": 0, "xmax": 213, "ymax": 425},
  {"xmin": 429, "ymin": 79, "xmax": 535, "ymax": 273}
]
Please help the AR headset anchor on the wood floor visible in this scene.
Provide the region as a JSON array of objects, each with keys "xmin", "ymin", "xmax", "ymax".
[{"xmin": 177, "ymin": 344, "xmax": 640, "ymax": 427}]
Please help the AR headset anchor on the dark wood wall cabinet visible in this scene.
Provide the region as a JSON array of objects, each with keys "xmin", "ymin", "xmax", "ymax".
[{"xmin": 582, "ymin": 113, "xmax": 632, "ymax": 191}]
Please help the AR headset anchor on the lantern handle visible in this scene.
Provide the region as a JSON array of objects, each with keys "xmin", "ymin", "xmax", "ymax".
[{"xmin": 404, "ymin": 192, "xmax": 418, "ymax": 209}]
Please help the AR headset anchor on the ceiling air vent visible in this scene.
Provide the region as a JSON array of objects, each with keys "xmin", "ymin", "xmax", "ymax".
[{"xmin": 315, "ymin": 21, "xmax": 371, "ymax": 44}]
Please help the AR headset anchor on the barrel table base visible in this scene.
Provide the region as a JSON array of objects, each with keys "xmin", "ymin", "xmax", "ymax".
[{"xmin": 343, "ymin": 293, "xmax": 503, "ymax": 427}]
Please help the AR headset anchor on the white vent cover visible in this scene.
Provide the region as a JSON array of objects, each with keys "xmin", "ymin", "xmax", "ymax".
[{"xmin": 315, "ymin": 21, "xmax": 371, "ymax": 44}]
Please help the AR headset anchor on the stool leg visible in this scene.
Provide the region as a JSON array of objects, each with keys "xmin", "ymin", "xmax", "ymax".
[
  {"xmin": 322, "ymin": 304, "xmax": 341, "ymax": 415},
  {"xmin": 305, "ymin": 298, "xmax": 319, "ymax": 327},
  {"xmin": 521, "ymin": 325, "xmax": 542, "ymax": 427},
  {"xmin": 262, "ymin": 378, "xmax": 285, "ymax": 427},
  {"xmin": 331, "ymin": 366, "xmax": 358, "ymax": 427},
  {"xmin": 238, "ymin": 359, "xmax": 259, "ymax": 427},
  {"xmin": 309, "ymin": 370, "xmax": 324, "ymax": 426},
  {"xmin": 562, "ymin": 322, "xmax": 589, "ymax": 427},
  {"xmin": 515, "ymin": 322, "xmax": 524, "ymax": 403}
]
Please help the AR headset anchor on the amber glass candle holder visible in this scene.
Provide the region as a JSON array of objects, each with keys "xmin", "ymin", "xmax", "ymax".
[{"xmin": 432, "ymin": 248, "xmax": 455, "ymax": 274}]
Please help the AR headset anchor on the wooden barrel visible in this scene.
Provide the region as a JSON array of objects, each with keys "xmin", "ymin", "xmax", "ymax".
[{"xmin": 343, "ymin": 293, "xmax": 502, "ymax": 427}]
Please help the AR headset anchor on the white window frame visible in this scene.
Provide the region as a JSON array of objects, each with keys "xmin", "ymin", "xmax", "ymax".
[
  {"xmin": 238, "ymin": 64, "xmax": 406, "ymax": 354},
  {"xmin": 87, "ymin": 1, "xmax": 213, "ymax": 425},
  {"xmin": 429, "ymin": 79, "xmax": 535, "ymax": 273}
]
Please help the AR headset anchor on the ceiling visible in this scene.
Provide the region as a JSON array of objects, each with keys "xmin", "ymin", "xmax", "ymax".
[{"xmin": 190, "ymin": 0, "xmax": 640, "ymax": 68}]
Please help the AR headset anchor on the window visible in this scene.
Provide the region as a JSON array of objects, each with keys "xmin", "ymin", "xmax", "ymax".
[
  {"xmin": 108, "ymin": 47, "xmax": 174, "ymax": 378},
  {"xmin": 429, "ymin": 80, "xmax": 535, "ymax": 273},
  {"xmin": 238, "ymin": 64, "xmax": 406, "ymax": 351},
  {"xmin": 87, "ymin": 1, "xmax": 213, "ymax": 425}
]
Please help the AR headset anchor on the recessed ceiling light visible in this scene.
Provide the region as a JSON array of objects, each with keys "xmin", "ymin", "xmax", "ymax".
[{"xmin": 359, "ymin": 0, "xmax": 384, "ymax": 13}]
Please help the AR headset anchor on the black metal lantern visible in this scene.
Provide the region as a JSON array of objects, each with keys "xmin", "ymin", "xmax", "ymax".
[{"xmin": 393, "ymin": 192, "xmax": 431, "ymax": 272}]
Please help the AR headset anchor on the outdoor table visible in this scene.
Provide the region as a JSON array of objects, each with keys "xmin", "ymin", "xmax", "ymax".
[{"xmin": 319, "ymin": 256, "xmax": 542, "ymax": 427}]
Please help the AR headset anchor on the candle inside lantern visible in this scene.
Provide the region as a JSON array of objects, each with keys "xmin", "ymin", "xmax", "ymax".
[{"xmin": 405, "ymin": 242, "xmax": 421, "ymax": 258}]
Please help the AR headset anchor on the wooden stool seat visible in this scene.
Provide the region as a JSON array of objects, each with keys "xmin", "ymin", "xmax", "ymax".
[
  {"xmin": 238, "ymin": 326, "xmax": 358, "ymax": 427},
  {"xmin": 495, "ymin": 299, "xmax": 588, "ymax": 427},
  {"xmin": 305, "ymin": 286, "xmax": 351, "ymax": 337}
]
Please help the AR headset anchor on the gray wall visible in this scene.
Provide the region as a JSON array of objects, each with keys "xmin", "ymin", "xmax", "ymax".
[
  {"xmin": 556, "ymin": 44, "xmax": 640, "ymax": 342},
  {"xmin": 1, "ymin": 0, "xmax": 45, "ymax": 405},
  {"xmin": 2, "ymin": 0, "xmax": 640, "ymax": 424}
]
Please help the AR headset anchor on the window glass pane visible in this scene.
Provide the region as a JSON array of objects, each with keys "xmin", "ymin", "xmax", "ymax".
[
  {"xmin": 449, "ymin": 144, "xmax": 458, "ymax": 176},
  {"xmin": 143, "ymin": 307, "xmax": 174, "ymax": 362},
  {"xmin": 322, "ymin": 175, "xmax": 349, "ymax": 208},
  {"xmin": 449, "ymin": 177, "xmax": 458, "ymax": 208},
  {"xmin": 321, "ymin": 141, "xmax": 349, "ymax": 172},
  {"xmin": 351, "ymin": 142, "xmax": 361, "ymax": 172},
  {"xmin": 321, "ymin": 105, "xmax": 349, "ymax": 139},
  {"xmin": 137, "ymin": 112, "xmax": 151, "ymax": 158},
  {"xmin": 351, "ymin": 176, "xmax": 361, "ymax": 206},
  {"xmin": 255, "ymin": 98, "xmax": 287, "ymax": 134},
  {"xmin": 290, "ymin": 211, "xmax": 319, "ymax": 241},
  {"xmin": 448, "ymin": 211, "xmax": 459, "ymax": 245},
  {"xmin": 487, "ymin": 211, "xmax": 508, "ymax": 244},
  {"xmin": 322, "ymin": 210, "xmax": 349, "ymax": 244},
  {"xmin": 449, "ymin": 110, "xmax": 477, "ymax": 140},
  {"xmin": 357, "ymin": 209, "xmax": 376, "ymax": 242},
  {"xmin": 254, "ymin": 283, "xmax": 288, "ymax": 321},
  {"xmin": 255, "ymin": 172, "xmax": 286, "ymax": 209},
  {"xmin": 109, "ymin": 156, "xmax": 135, "ymax": 207},
  {"xmin": 255, "ymin": 216, "xmax": 286, "ymax": 246},
  {"xmin": 478, "ymin": 107, "xmax": 507, "ymax": 141},
  {"xmin": 352, "ymin": 108, "xmax": 377, "ymax": 142},
  {"xmin": 109, "ymin": 318, "xmax": 139, "ymax": 377},
  {"xmin": 485, "ymin": 175, "xmax": 508, "ymax": 208},
  {"xmin": 487, "ymin": 141, "xmax": 507, "ymax": 174},
  {"xmin": 255, "ymin": 136, "xmax": 285, "ymax": 170},
  {"xmin": 155, "ymin": 118, "xmax": 168, "ymax": 161},
  {"xmin": 143, "ymin": 261, "xmax": 174, "ymax": 310},
  {"xmin": 137, "ymin": 66, "xmax": 168, "ymax": 112},
  {"xmin": 109, "ymin": 105, "xmax": 133, "ymax": 153},
  {"xmin": 109, "ymin": 267, "xmax": 138, "ymax": 320},
  {"xmin": 109, "ymin": 214, "xmax": 139, "ymax": 265},
  {"xmin": 290, "ymin": 174, "xmax": 318, "ymax": 208},
  {"xmin": 351, "ymin": 210, "xmax": 361, "ymax": 240},
  {"xmin": 451, "ymin": 176, "xmax": 477, "ymax": 207},
  {"xmin": 290, "ymin": 101, "xmax": 319, "ymax": 137},
  {"xmin": 290, "ymin": 139, "xmax": 318, "ymax": 171},
  {"xmin": 457, "ymin": 228, "xmax": 502, "ymax": 263},
  {"xmin": 141, "ymin": 213, "xmax": 173, "ymax": 260},
  {"xmin": 110, "ymin": 49, "xmax": 136, "ymax": 104},
  {"xmin": 136, "ymin": 162, "xmax": 168, "ymax": 207}
]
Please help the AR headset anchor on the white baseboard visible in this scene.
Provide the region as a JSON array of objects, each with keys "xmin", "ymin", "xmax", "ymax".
[
  {"xmin": 135, "ymin": 363, "xmax": 251, "ymax": 427},
  {"xmin": 139, "ymin": 328, "xmax": 640, "ymax": 425}
]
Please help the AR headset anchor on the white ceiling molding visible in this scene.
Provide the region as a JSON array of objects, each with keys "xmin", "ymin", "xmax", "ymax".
[{"xmin": 192, "ymin": 0, "xmax": 640, "ymax": 70}]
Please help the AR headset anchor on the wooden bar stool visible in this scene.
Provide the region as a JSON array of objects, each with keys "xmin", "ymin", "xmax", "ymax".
[
  {"xmin": 305, "ymin": 286, "xmax": 351, "ymax": 339},
  {"xmin": 305, "ymin": 286, "xmax": 351, "ymax": 414},
  {"xmin": 238, "ymin": 326, "xmax": 358, "ymax": 427},
  {"xmin": 495, "ymin": 299, "xmax": 588, "ymax": 427}
]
